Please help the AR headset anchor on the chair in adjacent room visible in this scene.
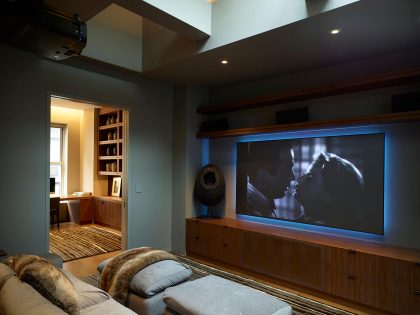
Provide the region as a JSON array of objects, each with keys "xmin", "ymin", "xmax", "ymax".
[{"xmin": 50, "ymin": 196, "xmax": 60, "ymax": 230}]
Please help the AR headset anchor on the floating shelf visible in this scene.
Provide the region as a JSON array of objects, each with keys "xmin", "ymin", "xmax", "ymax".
[
  {"xmin": 197, "ymin": 68, "xmax": 420, "ymax": 115},
  {"xmin": 196, "ymin": 110, "xmax": 420, "ymax": 139},
  {"xmin": 98, "ymin": 123, "xmax": 123, "ymax": 130},
  {"xmin": 98, "ymin": 156, "xmax": 122, "ymax": 160},
  {"xmin": 98, "ymin": 171, "xmax": 122, "ymax": 176},
  {"xmin": 98, "ymin": 139, "xmax": 123, "ymax": 145}
]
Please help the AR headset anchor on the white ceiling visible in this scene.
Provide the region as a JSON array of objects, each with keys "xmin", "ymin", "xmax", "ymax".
[{"xmin": 91, "ymin": 3, "xmax": 142, "ymax": 38}]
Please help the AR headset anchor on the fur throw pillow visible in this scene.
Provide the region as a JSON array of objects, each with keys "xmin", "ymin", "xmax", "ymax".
[{"xmin": 7, "ymin": 255, "xmax": 80, "ymax": 315}]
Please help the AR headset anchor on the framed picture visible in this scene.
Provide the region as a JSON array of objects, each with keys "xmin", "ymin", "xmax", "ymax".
[{"xmin": 111, "ymin": 177, "xmax": 122, "ymax": 197}]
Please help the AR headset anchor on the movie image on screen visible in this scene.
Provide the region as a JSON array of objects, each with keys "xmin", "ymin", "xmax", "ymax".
[{"xmin": 236, "ymin": 133, "xmax": 384, "ymax": 234}]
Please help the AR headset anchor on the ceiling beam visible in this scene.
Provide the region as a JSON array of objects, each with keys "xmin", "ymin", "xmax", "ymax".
[
  {"xmin": 116, "ymin": 0, "xmax": 210, "ymax": 41},
  {"xmin": 46, "ymin": 0, "xmax": 114, "ymax": 21}
]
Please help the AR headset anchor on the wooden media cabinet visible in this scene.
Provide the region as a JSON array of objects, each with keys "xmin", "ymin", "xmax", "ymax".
[{"xmin": 186, "ymin": 217, "xmax": 420, "ymax": 314}]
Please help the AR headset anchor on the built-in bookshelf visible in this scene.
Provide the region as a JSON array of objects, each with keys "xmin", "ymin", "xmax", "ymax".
[{"xmin": 97, "ymin": 108, "xmax": 124, "ymax": 175}]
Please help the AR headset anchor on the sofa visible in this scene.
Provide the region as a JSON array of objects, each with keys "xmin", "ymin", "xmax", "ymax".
[
  {"xmin": 97, "ymin": 252, "xmax": 292, "ymax": 315},
  {"xmin": 97, "ymin": 257, "xmax": 193, "ymax": 315},
  {"xmin": 0, "ymin": 254, "xmax": 137, "ymax": 315}
]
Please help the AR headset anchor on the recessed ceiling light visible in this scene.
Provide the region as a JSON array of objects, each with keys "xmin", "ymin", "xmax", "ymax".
[
  {"xmin": 221, "ymin": 60, "xmax": 228, "ymax": 64},
  {"xmin": 330, "ymin": 28, "xmax": 341, "ymax": 35}
]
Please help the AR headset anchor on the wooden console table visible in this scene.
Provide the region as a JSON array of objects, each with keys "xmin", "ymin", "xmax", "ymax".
[{"xmin": 186, "ymin": 217, "xmax": 420, "ymax": 314}]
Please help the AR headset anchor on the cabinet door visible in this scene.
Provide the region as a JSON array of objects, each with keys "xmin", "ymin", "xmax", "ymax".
[
  {"xmin": 279, "ymin": 239, "xmax": 323, "ymax": 289},
  {"xmin": 185, "ymin": 220, "xmax": 239, "ymax": 265},
  {"xmin": 197, "ymin": 222, "xmax": 222, "ymax": 260},
  {"xmin": 357, "ymin": 255, "xmax": 412, "ymax": 313},
  {"xmin": 94, "ymin": 199, "xmax": 114, "ymax": 227},
  {"xmin": 241, "ymin": 231, "xmax": 283, "ymax": 278},
  {"xmin": 324, "ymin": 268, "xmax": 358, "ymax": 300},
  {"xmin": 113, "ymin": 202, "xmax": 122, "ymax": 230},
  {"xmin": 220, "ymin": 225, "xmax": 240, "ymax": 265},
  {"xmin": 79, "ymin": 198, "xmax": 93, "ymax": 224},
  {"xmin": 185, "ymin": 220, "xmax": 221, "ymax": 259},
  {"xmin": 186, "ymin": 219, "xmax": 201, "ymax": 255}
]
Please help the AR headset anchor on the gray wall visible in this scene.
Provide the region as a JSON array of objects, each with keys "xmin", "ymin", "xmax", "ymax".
[
  {"xmin": 171, "ymin": 85, "xmax": 208, "ymax": 254},
  {"xmin": 0, "ymin": 44, "xmax": 173, "ymax": 255}
]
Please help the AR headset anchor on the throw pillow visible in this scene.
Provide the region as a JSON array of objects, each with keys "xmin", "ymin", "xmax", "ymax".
[
  {"xmin": 98, "ymin": 259, "xmax": 192, "ymax": 297},
  {"xmin": 10, "ymin": 255, "xmax": 80, "ymax": 315}
]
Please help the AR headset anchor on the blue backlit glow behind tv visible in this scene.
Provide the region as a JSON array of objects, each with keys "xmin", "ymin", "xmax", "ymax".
[{"xmin": 236, "ymin": 133, "xmax": 384, "ymax": 235}]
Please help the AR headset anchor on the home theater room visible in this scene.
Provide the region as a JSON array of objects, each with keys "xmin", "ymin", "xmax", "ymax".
[{"xmin": 1, "ymin": 0, "xmax": 420, "ymax": 315}]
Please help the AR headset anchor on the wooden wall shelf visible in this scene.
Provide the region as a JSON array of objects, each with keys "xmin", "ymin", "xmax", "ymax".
[
  {"xmin": 197, "ymin": 110, "xmax": 420, "ymax": 139},
  {"xmin": 97, "ymin": 108, "xmax": 124, "ymax": 177},
  {"xmin": 98, "ymin": 171, "xmax": 122, "ymax": 176},
  {"xmin": 197, "ymin": 68, "xmax": 420, "ymax": 115}
]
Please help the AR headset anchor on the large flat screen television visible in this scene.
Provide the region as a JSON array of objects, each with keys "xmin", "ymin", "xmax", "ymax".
[{"xmin": 236, "ymin": 133, "xmax": 384, "ymax": 234}]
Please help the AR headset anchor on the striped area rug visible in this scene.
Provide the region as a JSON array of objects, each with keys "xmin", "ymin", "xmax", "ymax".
[
  {"xmin": 175, "ymin": 255, "xmax": 356, "ymax": 315},
  {"xmin": 49, "ymin": 225, "xmax": 121, "ymax": 262}
]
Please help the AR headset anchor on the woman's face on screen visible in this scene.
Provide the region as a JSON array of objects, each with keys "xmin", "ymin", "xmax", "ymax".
[{"xmin": 293, "ymin": 157, "xmax": 327, "ymax": 214}]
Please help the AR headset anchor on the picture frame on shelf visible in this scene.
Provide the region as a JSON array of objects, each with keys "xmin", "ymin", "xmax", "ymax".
[{"xmin": 112, "ymin": 177, "xmax": 122, "ymax": 197}]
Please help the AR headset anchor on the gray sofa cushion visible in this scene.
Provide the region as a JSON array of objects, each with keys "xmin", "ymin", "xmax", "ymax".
[
  {"xmin": 163, "ymin": 275, "xmax": 292, "ymax": 315},
  {"xmin": 98, "ymin": 259, "xmax": 192, "ymax": 297}
]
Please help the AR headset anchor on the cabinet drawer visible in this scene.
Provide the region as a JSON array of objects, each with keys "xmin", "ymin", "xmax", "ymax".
[
  {"xmin": 324, "ymin": 246, "xmax": 357, "ymax": 275},
  {"xmin": 358, "ymin": 278, "xmax": 413, "ymax": 314},
  {"xmin": 324, "ymin": 268, "xmax": 358, "ymax": 301}
]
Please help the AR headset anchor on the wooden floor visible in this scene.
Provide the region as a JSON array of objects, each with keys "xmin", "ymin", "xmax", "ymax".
[
  {"xmin": 52, "ymin": 222, "xmax": 121, "ymax": 278},
  {"xmin": 63, "ymin": 250, "xmax": 120, "ymax": 278}
]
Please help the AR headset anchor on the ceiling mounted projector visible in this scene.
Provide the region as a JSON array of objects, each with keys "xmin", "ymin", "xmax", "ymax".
[{"xmin": 0, "ymin": 0, "xmax": 87, "ymax": 60}]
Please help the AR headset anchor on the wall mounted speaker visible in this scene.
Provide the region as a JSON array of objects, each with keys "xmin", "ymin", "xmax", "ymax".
[
  {"xmin": 392, "ymin": 92, "xmax": 420, "ymax": 112},
  {"xmin": 275, "ymin": 107, "xmax": 309, "ymax": 124}
]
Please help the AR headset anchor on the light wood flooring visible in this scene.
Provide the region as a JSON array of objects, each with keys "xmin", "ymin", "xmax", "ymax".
[
  {"xmin": 51, "ymin": 222, "xmax": 121, "ymax": 278},
  {"xmin": 63, "ymin": 250, "xmax": 120, "ymax": 278}
]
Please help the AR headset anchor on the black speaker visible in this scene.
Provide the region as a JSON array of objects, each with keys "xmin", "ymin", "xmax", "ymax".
[
  {"xmin": 392, "ymin": 92, "xmax": 420, "ymax": 113},
  {"xmin": 200, "ymin": 119, "xmax": 229, "ymax": 132},
  {"xmin": 275, "ymin": 107, "xmax": 309, "ymax": 124}
]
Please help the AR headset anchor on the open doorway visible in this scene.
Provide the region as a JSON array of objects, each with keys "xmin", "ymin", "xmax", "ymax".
[{"xmin": 48, "ymin": 95, "xmax": 128, "ymax": 263}]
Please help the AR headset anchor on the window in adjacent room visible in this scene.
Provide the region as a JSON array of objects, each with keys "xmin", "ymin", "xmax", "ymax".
[{"xmin": 50, "ymin": 125, "xmax": 66, "ymax": 195}]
